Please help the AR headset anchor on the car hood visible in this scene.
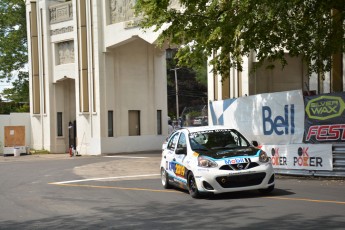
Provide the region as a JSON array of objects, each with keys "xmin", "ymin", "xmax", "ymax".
[{"xmin": 200, "ymin": 147, "xmax": 260, "ymax": 159}]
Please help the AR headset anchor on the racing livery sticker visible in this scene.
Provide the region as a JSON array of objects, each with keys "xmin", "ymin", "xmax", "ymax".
[
  {"xmin": 169, "ymin": 162, "xmax": 186, "ymax": 178},
  {"xmin": 224, "ymin": 158, "xmax": 252, "ymax": 165}
]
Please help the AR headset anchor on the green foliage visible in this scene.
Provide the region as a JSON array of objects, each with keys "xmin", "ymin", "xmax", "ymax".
[
  {"xmin": 193, "ymin": 58, "xmax": 207, "ymax": 86},
  {"xmin": 0, "ymin": 101, "xmax": 28, "ymax": 114},
  {"xmin": 167, "ymin": 48, "xmax": 208, "ymax": 86},
  {"xmin": 135, "ymin": 0, "xmax": 344, "ymax": 78},
  {"xmin": 0, "ymin": 0, "xmax": 29, "ymax": 112},
  {"xmin": 187, "ymin": 110, "xmax": 201, "ymax": 118},
  {"xmin": 0, "ymin": 102, "xmax": 12, "ymax": 114},
  {"xmin": 14, "ymin": 103, "xmax": 29, "ymax": 112},
  {"xmin": 0, "ymin": 0, "xmax": 28, "ymax": 81},
  {"xmin": 1, "ymin": 71, "xmax": 29, "ymax": 103}
]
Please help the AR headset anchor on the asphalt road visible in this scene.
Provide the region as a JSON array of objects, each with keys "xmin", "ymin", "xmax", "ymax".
[{"xmin": 0, "ymin": 153, "xmax": 344, "ymax": 230}]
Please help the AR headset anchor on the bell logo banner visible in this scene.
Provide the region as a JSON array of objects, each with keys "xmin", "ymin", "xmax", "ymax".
[{"xmin": 210, "ymin": 90, "xmax": 305, "ymax": 145}]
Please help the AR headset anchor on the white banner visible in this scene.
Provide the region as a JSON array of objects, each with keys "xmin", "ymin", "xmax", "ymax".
[
  {"xmin": 209, "ymin": 90, "xmax": 305, "ymax": 144},
  {"xmin": 260, "ymin": 144, "xmax": 333, "ymax": 171}
]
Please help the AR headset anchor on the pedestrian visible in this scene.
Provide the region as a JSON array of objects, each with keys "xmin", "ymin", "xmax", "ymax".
[{"xmin": 168, "ymin": 120, "xmax": 174, "ymax": 134}]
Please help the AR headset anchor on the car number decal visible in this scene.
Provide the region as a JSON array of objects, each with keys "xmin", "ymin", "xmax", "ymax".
[{"xmin": 169, "ymin": 162, "xmax": 186, "ymax": 177}]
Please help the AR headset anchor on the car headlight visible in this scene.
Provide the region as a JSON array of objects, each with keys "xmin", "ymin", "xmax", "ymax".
[
  {"xmin": 198, "ymin": 156, "xmax": 218, "ymax": 168},
  {"xmin": 259, "ymin": 150, "xmax": 269, "ymax": 163}
]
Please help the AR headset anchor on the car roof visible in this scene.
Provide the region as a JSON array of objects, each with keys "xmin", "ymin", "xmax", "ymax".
[{"xmin": 181, "ymin": 125, "xmax": 234, "ymax": 133}]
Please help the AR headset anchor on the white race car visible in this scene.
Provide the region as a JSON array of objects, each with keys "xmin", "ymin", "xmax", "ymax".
[{"xmin": 161, "ymin": 126, "xmax": 275, "ymax": 198}]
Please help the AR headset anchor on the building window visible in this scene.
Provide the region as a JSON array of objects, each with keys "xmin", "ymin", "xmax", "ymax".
[
  {"xmin": 57, "ymin": 112, "xmax": 63, "ymax": 136},
  {"xmin": 128, "ymin": 110, "xmax": 140, "ymax": 136},
  {"xmin": 157, "ymin": 110, "xmax": 162, "ymax": 135},
  {"xmin": 108, "ymin": 110, "xmax": 113, "ymax": 137}
]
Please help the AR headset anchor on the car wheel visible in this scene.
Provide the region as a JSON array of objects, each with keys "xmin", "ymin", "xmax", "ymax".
[
  {"xmin": 187, "ymin": 172, "xmax": 201, "ymax": 198},
  {"xmin": 161, "ymin": 167, "xmax": 171, "ymax": 189},
  {"xmin": 258, "ymin": 185, "xmax": 275, "ymax": 195}
]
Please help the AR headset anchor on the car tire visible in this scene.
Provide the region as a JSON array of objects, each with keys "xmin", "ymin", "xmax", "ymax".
[
  {"xmin": 161, "ymin": 167, "xmax": 171, "ymax": 189},
  {"xmin": 187, "ymin": 172, "xmax": 201, "ymax": 198},
  {"xmin": 258, "ymin": 185, "xmax": 275, "ymax": 195}
]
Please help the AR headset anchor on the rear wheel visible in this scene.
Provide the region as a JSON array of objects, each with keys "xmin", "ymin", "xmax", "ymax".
[
  {"xmin": 187, "ymin": 172, "xmax": 201, "ymax": 198},
  {"xmin": 161, "ymin": 168, "xmax": 171, "ymax": 189},
  {"xmin": 258, "ymin": 185, "xmax": 274, "ymax": 195}
]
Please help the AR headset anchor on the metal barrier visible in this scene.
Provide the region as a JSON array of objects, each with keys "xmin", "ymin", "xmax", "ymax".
[{"xmin": 274, "ymin": 143, "xmax": 345, "ymax": 178}]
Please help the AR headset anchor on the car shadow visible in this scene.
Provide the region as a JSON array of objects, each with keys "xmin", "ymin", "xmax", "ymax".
[
  {"xmin": 170, "ymin": 186, "xmax": 295, "ymax": 200},
  {"xmin": 205, "ymin": 188, "xmax": 295, "ymax": 200}
]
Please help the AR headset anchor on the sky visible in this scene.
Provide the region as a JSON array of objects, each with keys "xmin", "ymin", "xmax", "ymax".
[
  {"xmin": 0, "ymin": 68, "xmax": 24, "ymax": 99},
  {"xmin": 0, "ymin": 80, "xmax": 13, "ymax": 100},
  {"xmin": 0, "ymin": 83, "xmax": 11, "ymax": 92}
]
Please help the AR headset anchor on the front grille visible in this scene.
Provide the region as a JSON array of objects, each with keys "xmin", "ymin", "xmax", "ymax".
[
  {"xmin": 219, "ymin": 162, "xmax": 259, "ymax": 171},
  {"xmin": 216, "ymin": 172, "xmax": 266, "ymax": 188}
]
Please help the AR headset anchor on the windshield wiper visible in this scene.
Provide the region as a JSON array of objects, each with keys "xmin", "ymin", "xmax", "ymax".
[
  {"xmin": 192, "ymin": 148, "xmax": 208, "ymax": 151},
  {"xmin": 211, "ymin": 146, "xmax": 238, "ymax": 150}
]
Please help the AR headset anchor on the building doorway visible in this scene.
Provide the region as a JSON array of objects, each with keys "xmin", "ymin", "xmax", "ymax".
[{"xmin": 128, "ymin": 110, "xmax": 140, "ymax": 136}]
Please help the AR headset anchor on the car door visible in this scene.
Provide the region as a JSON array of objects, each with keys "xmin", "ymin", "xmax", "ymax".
[
  {"xmin": 169, "ymin": 132, "xmax": 188, "ymax": 185},
  {"xmin": 163, "ymin": 131, "xmax": 180, "ymax": 172}
]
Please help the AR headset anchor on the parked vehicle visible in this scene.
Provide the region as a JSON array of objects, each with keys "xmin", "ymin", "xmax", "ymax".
[{"xmin": 160, "ymin": 126, "xmax": 275, "ymax": 198}]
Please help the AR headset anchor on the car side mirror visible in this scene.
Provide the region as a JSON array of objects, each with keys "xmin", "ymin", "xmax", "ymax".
[
  {"xmin": 252, "ymin": 141, "xmax": 259, "ymax": 147},
  {"xmin": 162, "ymin": 143, "xmax": 167, "ymax": 150},
  {"xmin": 176, "ymin": 147, "xmax": 187, "ymax": 155}
]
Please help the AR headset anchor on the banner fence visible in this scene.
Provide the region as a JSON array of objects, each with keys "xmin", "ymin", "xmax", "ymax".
[{"xmin": 209, "ymin": 90, "xmax": 345, "ymax": 174}]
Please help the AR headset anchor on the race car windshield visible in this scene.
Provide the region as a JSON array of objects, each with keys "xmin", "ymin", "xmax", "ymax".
[{"xmin": 189, "ymin": 129, "xmax": 250, "ymax": 151}]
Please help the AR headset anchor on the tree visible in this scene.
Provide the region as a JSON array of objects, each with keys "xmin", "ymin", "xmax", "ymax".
[
  {"xmin": 1, "ymin": 71, "xmax": 29, "ymax": 103},
  {"xmin": 0, "ymin": 0, "xmax": 28, "ymax": 86},
  {"xmin": 135, "ymin": 0, "xmax": 344, "ymax": 79},
  {"xmin": 167, "ymin": 67, "xmax": 207, "ymax": 119},
  {"xmin": 166, "ymin": 49, "xmax": 207, "ymax": 119}
]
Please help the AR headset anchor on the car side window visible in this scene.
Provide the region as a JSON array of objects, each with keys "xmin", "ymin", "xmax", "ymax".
[
  {"xmin": 167, "ymin": 132, "xmax": 180, "ymax": 150},
  {"xmin": 177, "ymin": 133, "xmax": 187, "ymax": 148}
]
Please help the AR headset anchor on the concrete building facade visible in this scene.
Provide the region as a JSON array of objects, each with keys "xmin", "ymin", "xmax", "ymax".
[{"xmin": 26, "ymin": 0, "xmax": 168, "ymax": 155}]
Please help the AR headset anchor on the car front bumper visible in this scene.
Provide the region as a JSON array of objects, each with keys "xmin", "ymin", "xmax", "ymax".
[{"xmin": 193, "ymin": 163, "xmax": 275, "ymax": 194}]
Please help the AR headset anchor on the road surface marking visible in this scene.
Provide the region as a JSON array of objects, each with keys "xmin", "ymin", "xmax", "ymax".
[
  {"xmin": 265, "ymin": 196, "xmax": 345, "ymax": 205},
  {"xmin": 103, "ymin": 156, "xmax": 149, "ymax": 159},
  {"xmin": 50, "ymin": 183, "xmax": 182, "ymax": 193},
  {"xmin": 50, "ymin": 174, "xmax": 160, "ymax": 185},
  {"xmin": 50, "ymin": 177, "xmax": 345, "ymax": 204}
]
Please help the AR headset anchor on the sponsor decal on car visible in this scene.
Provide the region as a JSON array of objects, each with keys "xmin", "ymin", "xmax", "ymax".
[
  {"xmin": 197, "ymin": 168, "xmax": 210, "ymax": 172},
  {"xmin": 224, "ymin": 158, "xmax": 252, "ymax": 165}
]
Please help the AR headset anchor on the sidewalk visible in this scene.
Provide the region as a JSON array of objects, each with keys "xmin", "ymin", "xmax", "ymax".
[
  {"xmin": 0, "ymin": 150, "xmax": 162, "ymax": 162},
  {"xmin": 0, "ymin": 151, "xmax": 162, "ymax": 180},
  {"xmin": 0, "ymin": 153, "xmax": 76, "ymax": 162}
]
